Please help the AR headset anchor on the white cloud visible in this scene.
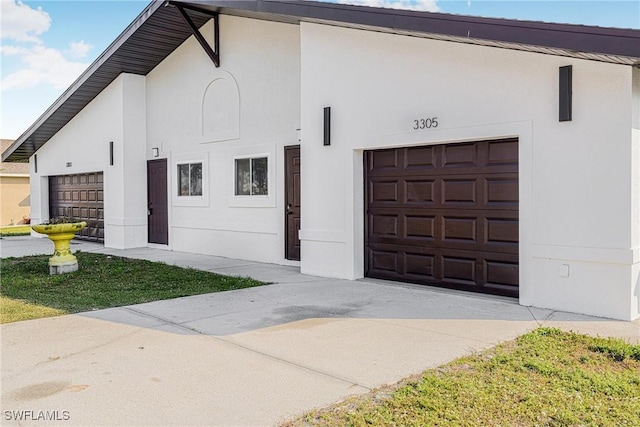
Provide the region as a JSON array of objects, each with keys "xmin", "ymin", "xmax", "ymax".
[
  {"xmin": 0, "ymin": 0, "xmax": 51, "ymax": 43},
  {"xmin": 1, "ymin": 45, "xmax": 89, "ymax": 91},
  {"xmin": 0, "ymin": 2, "xmax": 90, "ymax": 93},
  {"xmin": 0, "ymin": 45, "xmax": 29, "ymax": 56},
  {"xmin": 67, "ymin": 40, "xmax": 93, "ymax": 58},
  {"xmin": 334, "ymin": 0, "xmax": 440, "ymax": 12}
]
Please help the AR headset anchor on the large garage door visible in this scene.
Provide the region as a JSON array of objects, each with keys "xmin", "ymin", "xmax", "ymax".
[
  {"xmin": 49, "ymin": 172, "xmax": 104, "ymax": 242},
  {"xmin": 365, "ymin": 139, "xmax": 518, "ymax": 297}
]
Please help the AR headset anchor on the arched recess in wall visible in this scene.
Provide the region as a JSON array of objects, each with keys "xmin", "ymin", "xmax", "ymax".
[{"xmin": 201, "ymin": 71, "xmax": 240, "ymax": 142}]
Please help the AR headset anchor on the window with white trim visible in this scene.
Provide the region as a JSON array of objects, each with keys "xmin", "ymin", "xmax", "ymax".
[
  {"xmin": 178, "ymin": 162, "xmax": 203, "ymax": 196},
  {"xmin": 235, "ymin": 157, "xmax": 268, "ymax": 196}
]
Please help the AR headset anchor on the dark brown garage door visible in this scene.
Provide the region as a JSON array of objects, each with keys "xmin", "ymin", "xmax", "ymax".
[
  {"xmin": 49, "ymin": 172, "xmax": 104, "ymax": 242},
  {"xmin": 365, "ymin": 139, "xmax": 519, "ymax": 297}
]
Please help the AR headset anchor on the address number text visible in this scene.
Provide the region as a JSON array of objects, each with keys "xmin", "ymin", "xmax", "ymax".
[{"xmin": 413, "ymin": 117, "xmax": 438, "ymax": 130}]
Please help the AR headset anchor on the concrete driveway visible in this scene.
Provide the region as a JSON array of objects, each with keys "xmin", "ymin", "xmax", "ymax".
[{"xmin": 1, "ymin": 237, "xmax": 638, "ymax": 426}]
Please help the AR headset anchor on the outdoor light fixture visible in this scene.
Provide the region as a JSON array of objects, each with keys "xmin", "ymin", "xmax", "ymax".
[
  {"xmin": 109, "ymin": 141, "xmax": 114, "ymax": 165},
  {"xmin": 34, "ymin": 154, "xmax": 38, "ymax": 173},
  {"xmin": 323, "ymin": 107, "xmax": 331, "ymax": 146},
  {"xmin": 152, "ymin": 147, "xmax": 159, "ymax": 157},
  {"xmin": 559, "ymin": 65, "xmax": 572, "ymax": 122}
]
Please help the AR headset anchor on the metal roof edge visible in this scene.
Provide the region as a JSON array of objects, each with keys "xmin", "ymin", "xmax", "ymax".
[{"xmin": 230, "ymin": 0, "xmax": 640, "ymax": 58}]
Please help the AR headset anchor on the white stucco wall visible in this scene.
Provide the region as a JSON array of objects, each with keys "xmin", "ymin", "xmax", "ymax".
[
  {"xmin": 631, "ymin": 67, "xmax": 640, "ymax": 319},
  {"xmin": 29, "ymin": 73, "xmax": 147, "ymax": 249},
  {"xmin": 113, "ymin": 74, "xmax": 148, "ymax": 248},
  {"xmin": 145, "ymin": 16, "xmax": 300, "ymax": 263},
  {"xmin": 299, "ymin": 23, "xmax": 638, "ymax": 320}
]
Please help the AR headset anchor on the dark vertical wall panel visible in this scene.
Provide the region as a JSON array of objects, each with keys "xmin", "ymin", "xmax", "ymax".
[
  {"xmin": 323, "ymin": 107, "xmax": 331, "ymax": 146},
  {"xmin": 559, "ymin": 65, "xmax": 572, "ymax": 122}
]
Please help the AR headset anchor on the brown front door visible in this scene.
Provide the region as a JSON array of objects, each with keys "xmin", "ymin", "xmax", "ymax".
[
  {"xmin": 285, "ymin": 145, "xmax": 301, "ymax": 260},
  {"xmin": 147, "ymin": 159, "xmax": 168, "ymax": 245},
  {"xmin": 365, "ymin": 139, "xmax": 519, "ymax": 297}
]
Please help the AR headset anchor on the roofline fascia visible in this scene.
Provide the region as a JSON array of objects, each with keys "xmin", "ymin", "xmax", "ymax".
[{"xmin": 213, "ymin": 0, "xmax": 640, "ymax": 58}]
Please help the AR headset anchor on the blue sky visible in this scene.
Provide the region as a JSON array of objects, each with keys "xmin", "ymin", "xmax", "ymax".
[{"xmin": 1, "ymin": 0, "xmax": 639, "ymax": 140}]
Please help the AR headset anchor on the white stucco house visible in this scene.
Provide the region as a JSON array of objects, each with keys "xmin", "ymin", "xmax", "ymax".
[{"xmin": 3, "ymin": 0, "xmax": 639, "ymax": 320}]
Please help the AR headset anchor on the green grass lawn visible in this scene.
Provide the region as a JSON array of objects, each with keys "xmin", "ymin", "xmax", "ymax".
[
  {"xmin": 0, "ymin": 252, "xmax": 264, "ymax": 323},
  {"xmin": 288, "ymin": 328, "xmax": 640, "ymax": 427}
]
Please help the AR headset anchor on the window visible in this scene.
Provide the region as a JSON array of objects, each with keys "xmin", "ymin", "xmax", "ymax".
[
  {"xmin": 172, "ymin": 153, "xmax": 209, "ymax": 207},
  {"xmin": 178, "ymin": 163, "xmax": 202, "ymax": 196},
  {"xmin": 235, "ymin": 157, "xmax": 268, "ymax": 196}
]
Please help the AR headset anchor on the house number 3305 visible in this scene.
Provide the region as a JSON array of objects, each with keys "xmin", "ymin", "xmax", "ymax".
[{"xmin": 413, "ymin": 117, "xmax": 438, "ymax": 130}]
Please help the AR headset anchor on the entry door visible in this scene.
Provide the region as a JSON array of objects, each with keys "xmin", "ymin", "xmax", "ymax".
[
  {"xmin": 285, "ymin": 146, "xmax": 301, "ymax": 260},
  {"xmin": 147, "ymin": 159, "xmax": 168, "ymax": 245}
]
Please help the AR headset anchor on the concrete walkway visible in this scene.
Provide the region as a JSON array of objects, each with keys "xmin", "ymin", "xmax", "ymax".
[{"xmin": 1, "ymin": 236, "xmax": 638, "ymax": 426}]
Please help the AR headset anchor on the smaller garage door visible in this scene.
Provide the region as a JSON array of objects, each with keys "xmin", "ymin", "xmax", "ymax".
[
  {"xmin": 49, "ymin": 172, "xmax": 104, "ymax": 242},
  {"xmin": 365, "ymin": 139, "xmax": 519, "ymax": 297}
]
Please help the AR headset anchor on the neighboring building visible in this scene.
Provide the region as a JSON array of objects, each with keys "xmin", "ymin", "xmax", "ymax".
[
  {"xmin": 0, "ymin": 139, "xmax": 30, "ymax": 225},
  {"xmin": 2, "ymin": 1, "xmax": 639, "ymax": 320}
]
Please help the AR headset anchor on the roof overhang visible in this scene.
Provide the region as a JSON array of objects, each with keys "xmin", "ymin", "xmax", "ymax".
[{"xmin": 3, "ymin": 0, "xmax": 639, "ymax": 162}]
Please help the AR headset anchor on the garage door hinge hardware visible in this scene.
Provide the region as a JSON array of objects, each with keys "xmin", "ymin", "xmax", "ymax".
[{"xmin": 165, "ymin": 1, "xmax": 220, "ymax": 67}]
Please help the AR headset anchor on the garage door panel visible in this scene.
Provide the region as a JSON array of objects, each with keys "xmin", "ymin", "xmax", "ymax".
[
  {"xmin": 484, "ymin": 260, "xmax": 519, "ymax": 287},
  {"xmin": 404, "ymin": 215, "xmax": 435, "ymax": 240},
  {"xmin": 441, "ymin": 255, "xmax": 477, "ymax": 284},
  {"xmin": 485, "ymin": 217, "xmax": 519, "ymax": 244},
  {"xmin": 484, "ymin": 177, "xmax": 519, "ymax": 206},
  {"xmin": 369, "ymin": 212, "xmax": 517, "ymax": 254},
  {"xmin": 487, "ymin": 139, "xmax": 518, "ymax": 166},
  {"xmin": 368, "ymin": 249, "xmax": 398, "ymax": 273},
  {"xmin": 365, "ymin": 139, "xmax": 518, "ymax": 297},
  {"xmin": 369, "ymin": 180, "xmax": 399, "ymax": 203},
  {"xmin": 405, "ymin": 252, "xmax": 436, "ymax": 278},
  {"xmin": 368, "ymin": 150, "xmax": 399, "ymax": 172},
  {"xmin": 442, "ymin": 216, "xmax": 477, "ymax": 243},
  {"xmin": 49, "ymin": 172, "xmax": 104, "ymax": 243},
  {"xmin": 441, "ymin": 178, "xmax": 478, "ymax": 205},
  {"xmin": 405, "ymin": 179, "xmax": 436, "ymax": 204},
  {"xmin": 370, "ymin": 214, "xmax": 399, "ymax": 238},
  {"xmin": 441, "ymin": 143, "xmax": 479, "ymax": 169},
  {"xmin": 405, "ymin": 146, "xmax": 436, "ymax": 170},
  {"xmin": 370, "ymin": 177, "xmax": 516, "ymax": 211}
]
